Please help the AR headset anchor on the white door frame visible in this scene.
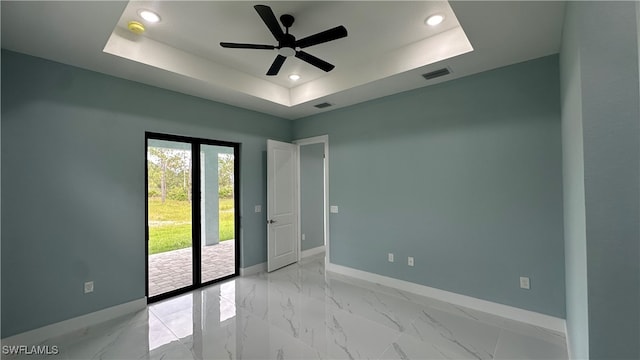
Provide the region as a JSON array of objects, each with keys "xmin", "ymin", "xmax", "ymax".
[{"xmin": 294, "ymin": 135, "xmax": 330, "ymax": 263}]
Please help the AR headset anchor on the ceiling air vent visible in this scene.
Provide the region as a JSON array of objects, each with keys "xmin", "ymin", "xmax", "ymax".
[
  {"xmin": 422, "ymin": 67, "xmax": 451, "ymax": 80},
  {"xmin": 314, "ymin": 102, "xmax": 332, "ymax": 109}
]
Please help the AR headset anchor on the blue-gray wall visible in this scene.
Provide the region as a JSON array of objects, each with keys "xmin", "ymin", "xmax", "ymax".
[
  {"xmin": 0, "ymin": 50, "xmax": 291, "ymax": 337},
  {"xmin": 293, "ymin": 55, "xmax": 566, "ymax": 318},
  {"xmin": 300, "ymin": 143, "xmax": 325, "ymax": 251},
  {"xmin": 560, "ymin": 2, "xmax": 640, "ymax": 359}
]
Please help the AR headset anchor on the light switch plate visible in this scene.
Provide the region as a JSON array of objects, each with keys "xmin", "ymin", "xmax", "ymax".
[
  {"xmin": 254, "ymin": 205, "xmax": 262, "ymax": 213},
  {"xmin": 330, "ymin": 206, "xmax": 339, "ymax": 213}
]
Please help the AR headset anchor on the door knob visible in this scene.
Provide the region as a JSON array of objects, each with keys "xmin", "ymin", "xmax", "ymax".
[{"xmin": 267, "ymin": 219, "xmax": 277, "ymax": 224}]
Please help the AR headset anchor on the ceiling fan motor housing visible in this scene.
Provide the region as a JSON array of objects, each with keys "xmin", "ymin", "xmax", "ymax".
[
  {"xmin": 280, "ymin": 14, "xmax": 295, "ymax": 29},
  {"xmin": 278, "ymin": 33, "xmax": 297, "ymax": 57}
]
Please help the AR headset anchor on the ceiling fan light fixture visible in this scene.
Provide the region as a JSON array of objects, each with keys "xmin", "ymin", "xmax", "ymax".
[
  {"xmin": 139, "ymin": 9, "xmax": 161, "ymax": 23},
  {"xmin": 278, "ymin": 47, "xmax": 296, "ymax": 57},
  {"xmin": 288, "ymin": 74, "xmax": 300, "ymax": 81},
  {"xmin": 425, "ymin": 14, "xmax": 445, "ymax": 26}
]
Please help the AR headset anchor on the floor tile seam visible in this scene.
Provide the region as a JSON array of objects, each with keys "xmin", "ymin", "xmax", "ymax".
[
  {"xmin": 492, "ymin": 328, "xmax": 504, "ymax": 359},
  {"xmin": 64, "ymin": 315, "xmax": 135, "ymax": 346},
  {"xmin": 351, "ymin": 289, "xmax": 428, "ymax": 334},
  {"xmin": 148, "ymin": 310, "xmax": 195, "ymax": 353},
  {"xmin": 334, "ymin": 278, "xmax": 421, "ymax": 309},
  {"xmin": 496, "ymin": 325, "xmax": 569, "ymax": 358},
  {"xmin": 59, "ymin": 322, "xmax": 130, "ymax": 359},
  {"xmin": 402, "ymin": 309, "xmax": 432, "ymax": 346},
  {"xmin": 402, "ymin": 306, "xmax": 482, "ymax": 356},
  {"xmin": 324, "ymin": 298, "xmax": 413, "ymax": 354},
  {"xmin": 240, "ymin": 308, "xmax": 328, "ymax": 357},
  {"xmin": 285, "ymin": 323, "xmax": 330, "ymax": 359},
  {"xmin": 216, "ymin": 295, "xmax": 238, "ymax": 311},
  {"xmin": 379, "ymin": 328, "xmax": 407, "ymax": 359},
  {"xmin": 147, "ymin": 307, "xmax": 181, "ymax": 340},
  {"xmin": 401, "ymin": 315, "xmax": 498, "ymax": 360}
]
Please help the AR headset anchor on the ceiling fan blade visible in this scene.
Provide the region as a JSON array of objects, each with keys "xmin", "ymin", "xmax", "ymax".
[
  {"xmin": 220, "ymin": 42, "xmax": 276, "ymax": 50},
  {"xmin": 295, "ymin": 51, "xmax": 335, "ymax": 72},
  {"xmin": 267, "ymin": 55, "xmax": 287, "ymax": 76},
  {"xmin": 254, "ymin": 5, "xmax": 285, "ymax": 41},
  {"xmin": 295, "ymin": 25, "xmax": 347, "ymax": 49}
]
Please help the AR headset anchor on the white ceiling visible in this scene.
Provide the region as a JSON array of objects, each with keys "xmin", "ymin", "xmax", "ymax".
[{"xmin": 1, "ymin": 1, "xmax": 566, "ymax": 120}]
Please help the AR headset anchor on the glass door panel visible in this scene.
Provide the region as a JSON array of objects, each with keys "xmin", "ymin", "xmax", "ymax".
[
  {"xmin": 147, "ymin": 139, "xmax": 193, "ymax": 298},
  {"xmin": 200, "ymin": 144, "xmax": 236, "ymax": 283}
]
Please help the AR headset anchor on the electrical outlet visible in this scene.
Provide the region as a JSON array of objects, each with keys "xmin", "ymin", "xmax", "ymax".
[
  {"xmin": 388, "ymin": 253, "xmax": 394, "ymax": 262},
  {"xmin": 302, "ymin": 233, "xmax": 306, "ymax": 241},
  {"xmin": 520, "ymin": 277, "xmax": 530, "ymax": 290},
  {"xmin": 84, "ymin": 281, "xmax": 94, "ymax": 294},
  {"xmin": 408, "ymin": 257, "xmax": 414, "ymax": 267}
]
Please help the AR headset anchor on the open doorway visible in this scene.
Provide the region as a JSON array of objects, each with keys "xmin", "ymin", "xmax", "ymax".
[
  {"xmin": 146, "ymin": 133, "xmax": 240, "ymax": 302},
  {"xmin": 296, "ymin": 136, "xmax": 329, "ymax": 260}
]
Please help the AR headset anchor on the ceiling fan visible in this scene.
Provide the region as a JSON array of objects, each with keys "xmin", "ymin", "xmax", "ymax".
[{"xmin": 220, "ymin": 5, "xmax": 348, "ymax": 76}]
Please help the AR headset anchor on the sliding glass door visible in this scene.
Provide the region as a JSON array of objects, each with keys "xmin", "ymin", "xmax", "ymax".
[{"xmin": 146, "ymin": 133, "xmax": 239, "ymax": 302}]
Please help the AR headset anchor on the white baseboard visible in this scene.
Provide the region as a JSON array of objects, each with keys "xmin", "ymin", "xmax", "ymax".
[
  {"xmin": 240, "ymin": 262, "xmax": 267, "ymax": 276},
  {"xmin": 1, "ymin": 298, "xmax": 147, "ymax": 347},
  {"xmin": 241, "ymin": 249, "xmax": 324, "ymax": 275},
  {"xmin": 327, "ymin": 263, "xmax": 566, "ymax": 333},
  {"xmin": 301, "ymin": 245, "xmax": 325, "ymax": 259}
]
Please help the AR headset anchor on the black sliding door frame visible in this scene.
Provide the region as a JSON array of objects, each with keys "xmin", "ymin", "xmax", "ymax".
[{"xmin": 145, "ymin": 132, "xmax": 241, "ymax": 303}]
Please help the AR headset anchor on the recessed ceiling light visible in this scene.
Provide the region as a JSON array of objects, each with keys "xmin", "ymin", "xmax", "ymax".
[
  {"xmin": 139, "ymin": 9, "xmax": 161, "ymax": 23},
  {"xmin": 425, "ymin": 14, "xmax": 444, "ymax": 26},
  {"xmin": 289, "ymin": 74, "xmax": 301, "ymax": 81}
]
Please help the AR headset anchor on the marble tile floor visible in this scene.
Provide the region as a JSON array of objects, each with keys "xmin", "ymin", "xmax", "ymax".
[
  {"xmin": 148, "ymin": 240, "xmax": 236, "ymax": 297},
  {"xmin": 8, "ymin": 254, "xmax": 568, "ymax": 359}
]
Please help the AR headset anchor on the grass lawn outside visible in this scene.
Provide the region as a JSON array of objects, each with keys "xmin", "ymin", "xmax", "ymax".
[{"xmin": 148, "ymin": 197, "xmax": 235, "ymax": 255}]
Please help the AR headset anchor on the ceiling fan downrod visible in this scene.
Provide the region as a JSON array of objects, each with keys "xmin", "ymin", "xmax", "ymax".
[{"xmin": 277, "ymin": 14, "xmax": 296, "ymax": 57}]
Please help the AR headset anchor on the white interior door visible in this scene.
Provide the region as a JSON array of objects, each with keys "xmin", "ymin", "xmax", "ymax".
[{"xmin": 267, "ymin": 139, "xmax": 298, "ymax": 272}]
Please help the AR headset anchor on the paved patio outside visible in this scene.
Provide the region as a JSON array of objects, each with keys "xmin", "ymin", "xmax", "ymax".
[{"xmin": 148, "ymin": 239, "xmax": 235, "ymax": 297}]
